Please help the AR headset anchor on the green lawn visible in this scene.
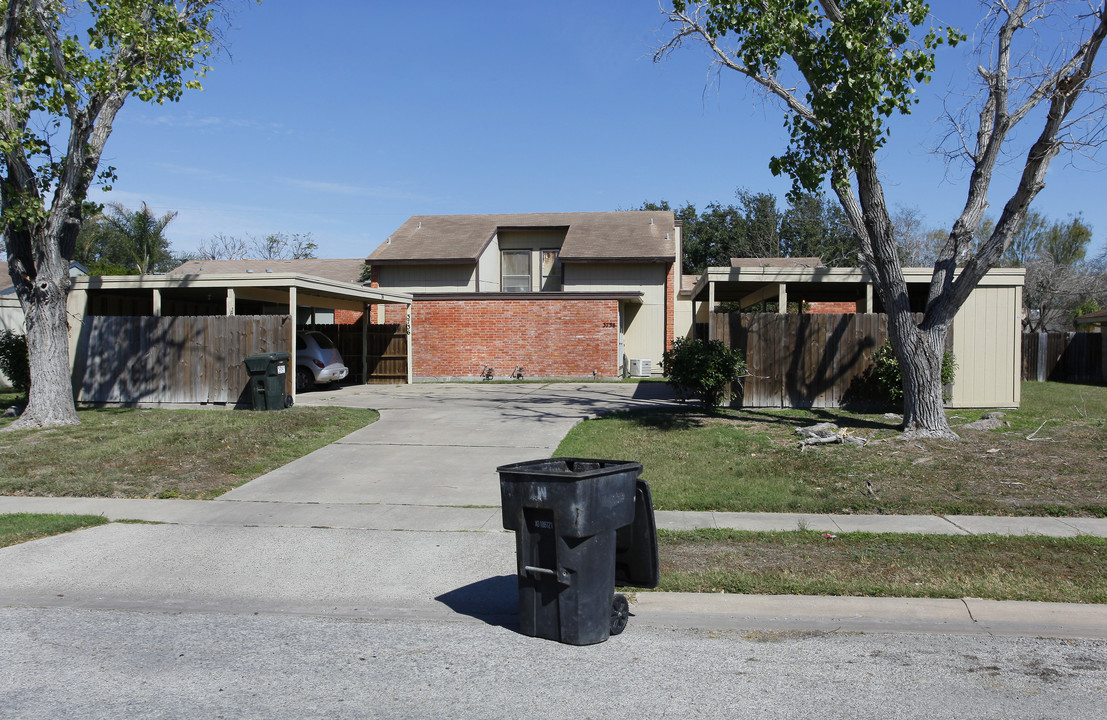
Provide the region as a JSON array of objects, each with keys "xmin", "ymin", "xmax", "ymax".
[
  {"xmin": 0, "ymin": 399, "xmax": 378, "ymax": 499},
  {"xmin": 0, "ymin": 513, "xmax": 110, "ymax": 548},
  {"xmin": 653, "ymin": 529, "xmax": 1107, "ymax": 604},
  {"xmin": 557, "ymin": 382, "xmax": 1107, "ymax": 516}
]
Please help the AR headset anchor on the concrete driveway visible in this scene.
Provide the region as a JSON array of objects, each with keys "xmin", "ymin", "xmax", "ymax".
[{"xmin": 221, "ymin": 382, "xmax": 681, "ymax": 507}]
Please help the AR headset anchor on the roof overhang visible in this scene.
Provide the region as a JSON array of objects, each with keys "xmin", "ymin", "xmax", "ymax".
[
  {"xmin": 74, "ymin": 273, "xmax": 412, "ymax": 306},
  {"xmin": 413, "ymin": 291, "xmax": 645, "ymax": 305},
  {"xmin": 689, "ymin": 266, "xmax": 1026, "ymax": 302}
]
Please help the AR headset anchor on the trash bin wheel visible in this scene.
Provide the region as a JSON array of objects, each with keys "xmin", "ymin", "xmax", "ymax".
[{"xmin": 610, "ymin": 593, "xmax": 629, "ymax": 636}]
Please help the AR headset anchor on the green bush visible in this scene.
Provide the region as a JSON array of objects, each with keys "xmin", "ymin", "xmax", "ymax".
[
  {"xmin": 0, "ymin": 330, "xmax": 30, "ymax": 394},
  {"xmin": 871, "ymin": 339, "xmax": 956, "ymax": 404},
  {"xmin": 661, "ymin": 337, "xmax": 747, "ymax": 411}
]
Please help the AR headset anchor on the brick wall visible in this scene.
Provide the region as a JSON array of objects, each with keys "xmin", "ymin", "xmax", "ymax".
[
  {"xmin": 806, "ymin": 301, "xmax": 860, "ymax": 314},
  {"xmin": 334, "ymin": 309, "xmax": 363, "ymax": 325},
  {"xmin": 409, "ymin": 297, "xmax": 620, "ymax": 379}
]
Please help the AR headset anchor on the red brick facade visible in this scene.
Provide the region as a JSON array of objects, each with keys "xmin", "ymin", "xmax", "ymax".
[
  {"xmin": 334, "ymin": 309, "xmax": 363, "ymax": 325},
  {"xmin": 406, "ymin": 297, "xmax": 620, "ymax": 380},
  {"xmin": 806, "ymin": 301, "xmax": 861, "ymax": 314}
]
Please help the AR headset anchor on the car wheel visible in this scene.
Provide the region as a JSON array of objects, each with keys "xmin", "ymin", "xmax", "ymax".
[{"xmin": 295, "ymin": 367, "xmax": 313, "ymax": 394}]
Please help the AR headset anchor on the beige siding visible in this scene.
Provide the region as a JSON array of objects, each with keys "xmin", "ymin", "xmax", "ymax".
[
  {"xmin": 377, "ymin": 264, "xmax": 476, "ymax": 293},
  {"xmin": 569, "ymin": 263, "xmax": 668, "ymax": 373},
  {"xmin": 675, "ymin": 296, "xmax": 695, "ymax": 340},
  {"xmin": 477, "ymin": 237, "xmax": 500, "ymax": 292},
  {"xmin": 950, "ymin": 285, "xmax": 1020, "ymax": 408},
  {"xmin": 0, "ymin": 296, "xmax": 22, "ymax": 333}
]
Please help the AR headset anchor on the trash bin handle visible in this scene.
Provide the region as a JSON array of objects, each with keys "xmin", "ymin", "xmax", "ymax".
[{"xmin": 524, "ymin": 565, "xmax": 556, "ymax": 577}]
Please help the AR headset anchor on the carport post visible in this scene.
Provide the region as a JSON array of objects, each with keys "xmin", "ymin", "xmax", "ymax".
[
  {"xmin": 362, "ymin": 303, "xmax": 369, "ymax": 385},
  {"xmin": 288, "ymin": 286, "xmax": 297, "ymax": 401},
  {"xmin": 707, "ymin": 281, "xmax": 715, "ymax": 340}
]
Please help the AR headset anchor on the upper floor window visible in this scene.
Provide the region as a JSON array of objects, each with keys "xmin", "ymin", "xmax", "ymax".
[
  {"xmin": 541, "ymin": 249, "xmax": 562, "ymax": 291},
  {"xmin": 502, "ymin": 250, "xmax": 531, "ymax": 292}
]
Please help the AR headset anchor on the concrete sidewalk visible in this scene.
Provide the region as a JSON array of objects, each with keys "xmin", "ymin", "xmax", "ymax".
[{"xmin": 2, "ymin": 495, "xmax": 1106, "ymax": 537}]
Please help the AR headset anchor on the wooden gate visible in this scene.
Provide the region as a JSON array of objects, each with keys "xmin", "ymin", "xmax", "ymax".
[{"xmin": 365, "ymin": 323, "xmax": 408, "ymax": 384}]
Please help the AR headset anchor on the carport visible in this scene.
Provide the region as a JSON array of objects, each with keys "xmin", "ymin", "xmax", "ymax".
[
  {"xmin": 68, "ymin": 273, "xmax": 412, "ymax": 405},
  {"xmin": 687, "ymin": 264, "xmax": 1026, "ymax": 408}
]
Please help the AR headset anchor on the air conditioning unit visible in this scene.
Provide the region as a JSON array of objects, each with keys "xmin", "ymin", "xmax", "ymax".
[{"xmin": 628, "ymin": 358, "xmax": 652, "ymax": 378}]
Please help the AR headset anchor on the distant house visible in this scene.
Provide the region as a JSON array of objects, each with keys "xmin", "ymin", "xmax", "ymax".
[{"xmin": 366, "ymin": 212, "xmax": 682, "ymax": 380}]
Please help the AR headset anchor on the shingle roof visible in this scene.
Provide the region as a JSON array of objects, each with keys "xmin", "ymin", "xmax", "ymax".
[
  {"xmin": 167, "ymin": 258, "xmax": 369, "ymax": 284},
  {"xmin": 367, "ymin": 211, "xmax": 678, "ymax": 264}
]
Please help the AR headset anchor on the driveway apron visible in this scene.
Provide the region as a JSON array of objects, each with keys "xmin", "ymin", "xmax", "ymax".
[{"xmin": 219, "ymin": 382, "xmax": 680, "ymax": 507}]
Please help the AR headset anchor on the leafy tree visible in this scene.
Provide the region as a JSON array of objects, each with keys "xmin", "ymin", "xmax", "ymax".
[
  {"xmin": 1000, "ymin": 210, "xmax": 1048, "ymax": 267},
  {"xmin": 1022, "ymin": 217, "xmax": 1102, "ymax": 331},
  {"xmin": 779, "ymin": 191, "xmax": 858, "ymax": 266},
  {"xmin": 75, "ymin": 202, "xmax": 177, "ymax": 275},
  {"xmin": 1, "ymin": 0, "xmax": 236, "ymax": 429},
  {"xmin": 659, "ymin": 1, "xmax": 1107, "ymax": 438}
]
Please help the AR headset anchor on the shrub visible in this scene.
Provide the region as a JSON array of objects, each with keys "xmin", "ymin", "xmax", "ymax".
[
  {"xmin": 661, "ymin": 337, "xmax": 747, "ymax": 411},
  {"xmin": 871, "ymin": 339, "xmax": 957, "ymax": 404},
  {"xmin": 0, "ymin": 330, "xmax": 30, "ymax": 395}
]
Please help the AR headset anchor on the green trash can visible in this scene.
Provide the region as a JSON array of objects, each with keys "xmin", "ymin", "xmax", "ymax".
[{"xmin": 243, "ymin": 352, "xmax": 290, "ymax": 410}]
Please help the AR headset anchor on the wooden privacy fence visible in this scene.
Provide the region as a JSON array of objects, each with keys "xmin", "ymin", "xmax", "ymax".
[
  {"xmin": 1022, "ymin": 332, "xmax": 1105, "ymax": 384},
  {"xmin": 74, "ymin": 315, "xmax": 292, "ymax": 405},
  {"xmin": 712, "ymin": 312, "xmax": 932, "ymax": 409}
]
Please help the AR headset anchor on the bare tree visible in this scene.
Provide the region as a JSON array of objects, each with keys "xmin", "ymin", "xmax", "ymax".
[
  {"xmin": 657, "ymin": 0, "xmax": 1107, "ymax": 438},
  {"xmin": 196, "ymin": 233, "xmax": 249, "ymax": 260}
]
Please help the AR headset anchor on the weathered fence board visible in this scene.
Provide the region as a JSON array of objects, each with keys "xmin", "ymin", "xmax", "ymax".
[
  {"xmin": 1022, "ymin": 332, "xmax": 1105, "ymax": 384},
  {"xmin": 75, "ymin": 315, "xmax": 292, "ymax": 405},
  {"xmin": 713, "ymin": 312, "xmax": 916, "ymax": 409}
]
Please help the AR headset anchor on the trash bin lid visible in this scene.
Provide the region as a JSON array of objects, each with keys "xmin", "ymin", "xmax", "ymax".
[{"xmin": 243, "ymin": 352, "xmax": 290, "ymax": 372}]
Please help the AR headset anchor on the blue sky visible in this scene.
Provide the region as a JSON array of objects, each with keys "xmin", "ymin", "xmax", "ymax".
[{"xmin": 88, "ymin": 0, "xmax": 1107, "ymax": 261}]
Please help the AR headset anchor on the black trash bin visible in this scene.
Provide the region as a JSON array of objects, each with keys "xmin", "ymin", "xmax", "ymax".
[
  {"xmin": 498, "ymin": 457, "xmax": 659, "ymax": 646},
  {"xmin": 243, "ymin": 352, "xmax": 290, "ymax": 410}
]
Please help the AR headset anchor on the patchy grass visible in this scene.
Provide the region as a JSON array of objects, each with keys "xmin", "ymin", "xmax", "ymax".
[
  {"xmin": 655, "ymin": 529, "xmax": 1107, "ymax": 604},
  {"xmin": 0, "ymin": 406, "xmax": 378, "ymax": 499},
  {"xmin": 557, "ymin": 382, "xmax": 1107, "ymax": 516},
  {"xmin": 0, "ymin": 513, "xmax": 110, "ymax": 548}
]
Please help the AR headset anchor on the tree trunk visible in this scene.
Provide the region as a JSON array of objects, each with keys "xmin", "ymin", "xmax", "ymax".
[
  {"xmin": 7, "ymin": 247, "xmax": 80, "ymax": 430},
  {"xmin": 898, "ymin": 326, "xmax": 954, "ymax": 439}
]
